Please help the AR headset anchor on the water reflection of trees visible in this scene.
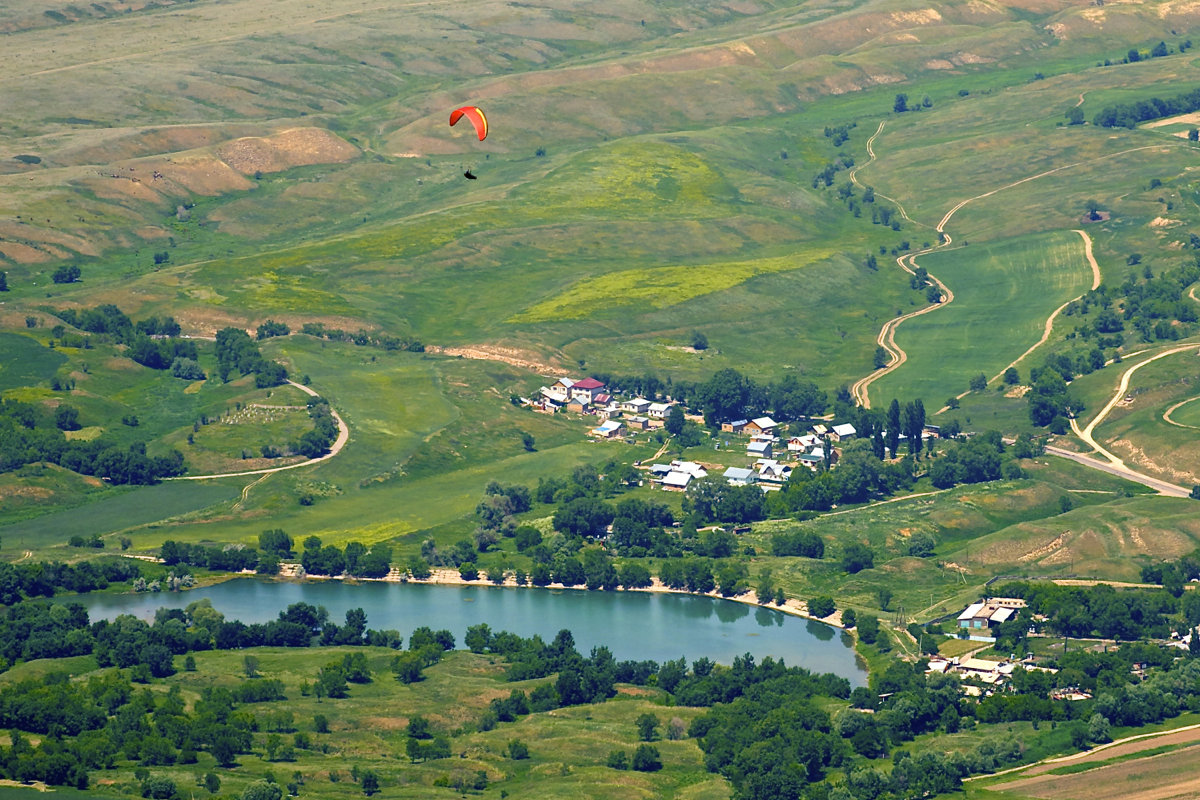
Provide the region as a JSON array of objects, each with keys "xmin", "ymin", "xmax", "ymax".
[
  {"xmin": 806, "ymin": 618, "xmax": 835, "ymax": 642},
  {"xmin": 754, "ymin": 606, "xmax": 784, "ymax": 628},
  {"xmin": 714, "ymin": 599, "xmax": 750, "ymax": 624}
]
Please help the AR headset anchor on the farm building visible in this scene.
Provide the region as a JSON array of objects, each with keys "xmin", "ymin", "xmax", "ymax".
[
  {"xmin": 660, "ymin": 471, "xmax": 692, "ymax": 491},
  {"xmin": 722, "ymin": 419, "xmax": 748, "ymax": 433},
  {"xmin": 957, "ymin": 598, "xmax": 1026, "ymax": 634}
]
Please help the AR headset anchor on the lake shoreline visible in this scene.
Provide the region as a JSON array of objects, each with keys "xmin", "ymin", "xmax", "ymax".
[{"xmin": 276, "ymin": 563, "xmax": 849, "ymax": 631}]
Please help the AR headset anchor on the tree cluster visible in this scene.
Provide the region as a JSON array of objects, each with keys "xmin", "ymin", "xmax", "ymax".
[
  {"xmin": 214, "ymin": 328, "xmax": 287, "ymax": 387},
  {"xmin": 54, "ymin": 305, "xmax": 197, "ymax": 372},
  {"xmin": 1092, "ymin": 82, "xmax": 1200, "ymax": 127},
  {"xmin": 0, "ymin": 398, "xmax": 186, "ymax": 482}
]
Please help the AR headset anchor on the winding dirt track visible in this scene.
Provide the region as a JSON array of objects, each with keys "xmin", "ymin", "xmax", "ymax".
[
  {"xmin": 167, "ymin": 380, "xmax": 349, "ymax": 481},
  {"xmin": 1163, "ymin": 396, "xmax": 1200, "ymax": 429},
  {"xmin": 1068, "ymin": 344, "xmax": 1199, "ymax": 491},
  {"xmin": 849, "ymin": 134, "xmax": 1186, "ymax": 409}
]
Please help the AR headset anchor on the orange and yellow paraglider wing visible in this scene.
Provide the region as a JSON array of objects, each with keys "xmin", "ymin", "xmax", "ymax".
[{"xmin": 449, "ymin": 106, "xmax": 488, "ymax": 140}]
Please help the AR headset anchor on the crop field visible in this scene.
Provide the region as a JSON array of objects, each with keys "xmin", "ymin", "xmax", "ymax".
[{"xmin": 977, "ymin": 730, "xmax": 1200, "ymax": 800}]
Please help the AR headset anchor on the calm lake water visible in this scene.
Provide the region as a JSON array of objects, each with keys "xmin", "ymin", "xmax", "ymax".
[{"xmin": 77, "ymin": 578, "xmax": 867, "ymax": 684}]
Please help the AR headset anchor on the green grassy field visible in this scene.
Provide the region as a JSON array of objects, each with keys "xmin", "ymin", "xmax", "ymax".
[{"xmin": 869, "ymin": 231, "xmax": 1095, "ymax": 407}]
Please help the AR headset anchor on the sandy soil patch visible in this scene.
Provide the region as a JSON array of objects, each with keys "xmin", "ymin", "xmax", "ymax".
[
  {"xmin": 1109, "ymin": 439, "xmax": 1199, "ymax": 484},
  {"xmin": 0, "ymin": 485, "xmax": 54, "ymax": 501},
  {"xmin": 217, "ymin": 128, "xmax": 360, "ymax": 175},
  {"xmin": 1005, "ymin": 385, "xmax": 1031, "ymax": 398},
  {"xmin": 1018, "ymin": 532, "xmax": 1068, "ymax": 563},
  {"xmin": 150, "ymin": 155, "xmax": 254, "ymax": 195},
  {"xmin": 0, "ymin": 779, "xmax": 49, "ymax": 792},
  {"xmin": 1143, "ymin": 111, "xmax": 1200, "ymax": 129},
  {"xmin": 1151, "ymin": 217, "xmax": 1181, "ymax": 227},
  {"xmin": 426, "ymin": 344, "xmax": 562, "ymax": 374},
  {"xmin": 891, "ymin": 8, "xmax": 942, "ymax": 24}
]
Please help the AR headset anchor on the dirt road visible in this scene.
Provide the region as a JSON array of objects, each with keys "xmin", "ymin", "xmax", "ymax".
[{"xmin": 168, "ymin": 380, "xmax": 349, "ymax": 481}]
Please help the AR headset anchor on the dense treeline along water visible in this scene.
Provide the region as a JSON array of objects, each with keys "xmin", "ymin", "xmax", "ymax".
[{"xmin": 76, "ymin": 578, "xmax": 866, "ymax": 684}]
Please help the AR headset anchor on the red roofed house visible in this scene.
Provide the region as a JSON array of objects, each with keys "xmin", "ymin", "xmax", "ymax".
[{"xmin": 569, "ymin": 377, "xmax": 607, "ymax": 404}]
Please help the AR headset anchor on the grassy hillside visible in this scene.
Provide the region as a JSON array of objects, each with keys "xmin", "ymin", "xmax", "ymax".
[{"xmin": 2, "ymin": 0, "xmax": 1200, "ymax": 600}]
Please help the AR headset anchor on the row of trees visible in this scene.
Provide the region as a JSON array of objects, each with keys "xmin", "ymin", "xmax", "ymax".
[
  {"xmin": 1092, "ymin": 82, "xmax": 1200, "ymax": 128},
  {"xmin": 0, "ymin": 558, "xmax": 142, "ymax": 606}
]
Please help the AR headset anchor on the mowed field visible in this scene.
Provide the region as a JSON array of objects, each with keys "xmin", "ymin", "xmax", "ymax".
[
  {"xmin": 868, "ymin": 231, "xmax": 1094, "ymax": 407},
  {"xmin": 1084, "ymin": 349, "xmax": 1200, "ymax": 485}
]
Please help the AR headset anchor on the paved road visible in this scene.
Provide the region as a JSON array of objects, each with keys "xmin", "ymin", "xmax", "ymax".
[{"xmin": 1044, "ymin": 444, "xmax": 1190, "ymax": 497}]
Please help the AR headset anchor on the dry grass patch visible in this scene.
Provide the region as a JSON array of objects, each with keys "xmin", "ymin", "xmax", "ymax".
[{"xmin": 217, "ymin": 127, "xmax": 360, "ymax": 175}]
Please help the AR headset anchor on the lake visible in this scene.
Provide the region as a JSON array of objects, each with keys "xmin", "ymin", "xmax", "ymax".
[{"xmin": 77, "ymin": 578, "xmax": 867, "ymax": 684}]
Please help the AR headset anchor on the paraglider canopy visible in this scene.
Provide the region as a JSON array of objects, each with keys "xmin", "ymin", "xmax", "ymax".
[
  {"xmin": 449, "ymin": 106, "xmax": 488, "ymax": 141},
  {"xmin": 463, "ymin": 169, "xmax": 478, "ymax": 180}
]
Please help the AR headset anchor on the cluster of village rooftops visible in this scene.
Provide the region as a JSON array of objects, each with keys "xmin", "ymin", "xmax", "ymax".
[{"xmin": 524, "ymin": 375, "xmax": 887, "ymax": 494}]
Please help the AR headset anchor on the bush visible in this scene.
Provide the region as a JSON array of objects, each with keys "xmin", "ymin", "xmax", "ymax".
[
  {"xmin": 808, "ymin": 596, "xmax": 836, "ymax": 618},
  {"xmin": 631, "ymin": 744, "xmax": 662, "ymax": 772},
  {"xmin": 52, "ymin": 265, "xmax": 81, "ymax": 284},
  {"xmin": 841, "ymin": 543, "xmax": 875, "ymax": 573}
]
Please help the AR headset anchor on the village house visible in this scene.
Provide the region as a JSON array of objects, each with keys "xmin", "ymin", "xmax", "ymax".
[
  {"xmin": 756, "ymin": 459, "xmax": 792, "ymax": 488},
  {"xmin": 747, "ymin": 440, "xmax": 772, "ymax": 459},
  {"xmin": 647, "ymin": 402, "xmax": 673, "ymax": 419},
  {"xmin": 830, "ymin": 423, "xmax": 857, "ymax": 442},
  {"xmin": 743, "ymin": 417, "xmax": 778, "ymax": 436},
  {"xmin": 569, "ymin": 377, "xmax": 607, "ymax": 404},
  {"xmin": 621, "ymin": 397, "xmax": 651, "ymax": 415},
  {"xmin": 590, "ymin": 420, "xmax": 623, "ymax": 439},
  {"xmin": 541, "ymin": 377, "xmax": 575, "ymax": 404},
  {"xmin": 565, "ymin": 397, "xmax": 591, "ymax": 414},
  {"xmin": 723, "ymin": 466, "xmax": 757, "ymax": 486},
  {"xmin": 722, "ymin": 419, "xmax": 748, "ymax": 434},
  {"xmin": 625, "ymin": 415, "xmax": 650, "ymax": 431},
  {"xmin": 788, "ymin": 434, "xmax": 821, "ymax": 454},
  {"xmin": 811, "ymin": 423, "xmax": 829, "ymax": 436}
]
